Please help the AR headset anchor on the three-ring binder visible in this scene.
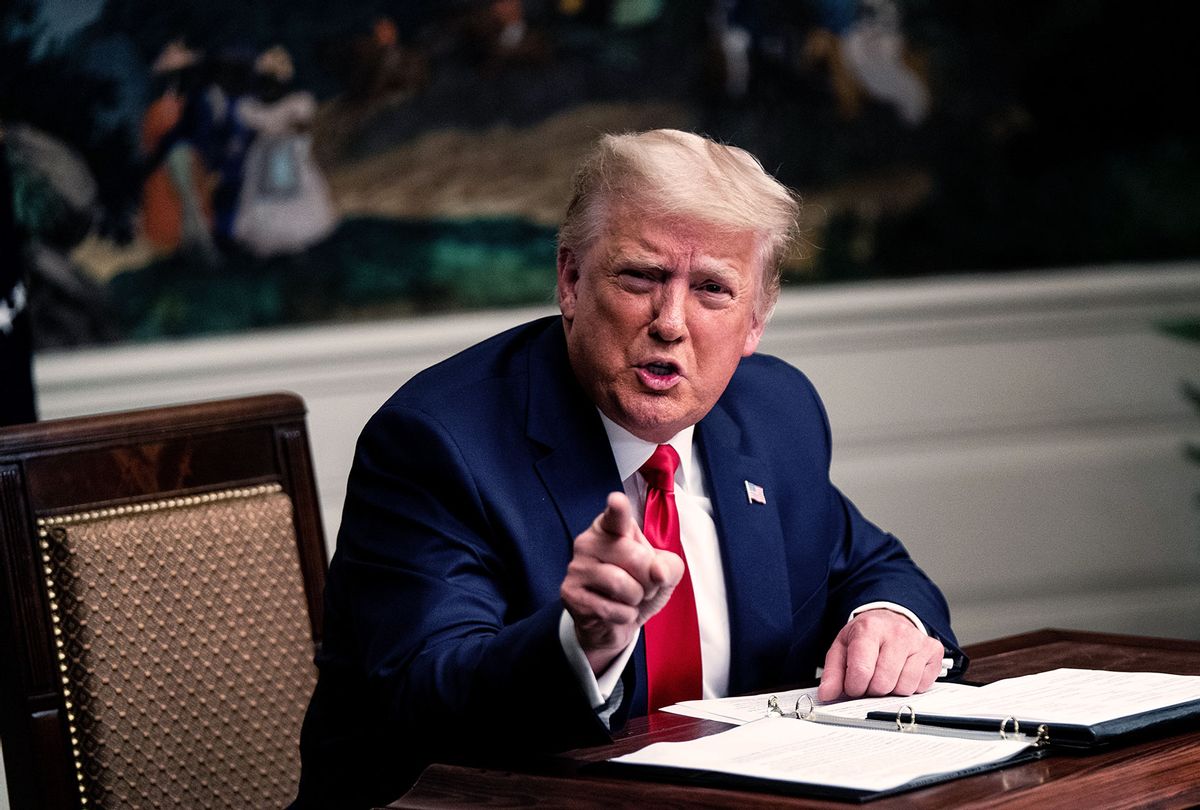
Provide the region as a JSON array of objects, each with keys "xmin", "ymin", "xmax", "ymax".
[
  {"xmin": 605, "ymin": 668, "xmax": 1200, "ymax": 802},
  {"xmin": 605, "ymin": 692, "xmax": 1051, "ymax": 802}
]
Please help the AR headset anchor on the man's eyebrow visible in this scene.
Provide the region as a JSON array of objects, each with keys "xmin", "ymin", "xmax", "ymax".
[
  {"xmin": 609, "ymin": 253, "xmax": 668, "ymax": 274},
  {"xmin": 689, "ymin": 259, "xmax": 741, "ymax": 283},
  {"xmin": 609, "ymin": 250, "xmax": 742, "ymax": 285},
  {"xmin": 609, "ymin": 247, "xmax": 663, "ymax": 266}
]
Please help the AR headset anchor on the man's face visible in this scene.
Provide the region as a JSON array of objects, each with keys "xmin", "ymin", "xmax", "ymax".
[{"xmin": 558, "ymin": 201, "xmax": 766, "ymax": 443}]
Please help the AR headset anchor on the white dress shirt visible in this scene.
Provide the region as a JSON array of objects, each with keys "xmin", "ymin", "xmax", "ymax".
[{"xmin": 558, "ymin": 414, "xmax": 934, "ymax": 714}]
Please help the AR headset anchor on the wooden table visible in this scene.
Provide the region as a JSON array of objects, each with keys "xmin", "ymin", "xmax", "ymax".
[{"xmin": 387, "ymin": 629, "xmax": 1200, "ymax": 808}]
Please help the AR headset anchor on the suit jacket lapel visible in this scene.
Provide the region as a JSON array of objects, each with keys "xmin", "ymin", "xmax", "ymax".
[
  {"xmin": 697, "ymin": 402, "xmax": 794, "ymax": 696},
  {"xmin": 525, "ymin": 320, "xmax": 623, "ymax": 539}
]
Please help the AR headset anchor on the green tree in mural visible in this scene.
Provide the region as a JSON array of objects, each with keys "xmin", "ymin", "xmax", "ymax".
[{"xmin": 1, "ymin": 2, "xmax": 138, "ymax": 238}]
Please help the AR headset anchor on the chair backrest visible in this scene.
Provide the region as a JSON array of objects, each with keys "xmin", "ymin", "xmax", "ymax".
[{"xmin": 0, "ymin": 393, "xmax": 327, "ymax": 809}]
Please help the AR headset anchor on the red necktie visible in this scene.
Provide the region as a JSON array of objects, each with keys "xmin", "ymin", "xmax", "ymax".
[{"xmin": 640, "ymin": 444, "xmax": 702, "ymax": 711}]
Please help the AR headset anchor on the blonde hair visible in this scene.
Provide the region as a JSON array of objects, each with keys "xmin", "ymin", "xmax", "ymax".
[{"xmin": 558, "ymin": 129, "xmax": 800, "ymax": 318}]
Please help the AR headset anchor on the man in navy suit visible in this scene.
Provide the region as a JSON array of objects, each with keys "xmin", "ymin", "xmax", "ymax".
[{"xmin": 295, "ymin": 130, "xmax": 963, "ymax": 808}]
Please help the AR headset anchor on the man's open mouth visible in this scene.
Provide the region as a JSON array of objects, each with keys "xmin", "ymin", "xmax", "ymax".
[
  {"xmin": 637, "ymin": 361, "xmax": 682, "ymax": 390},
  {"xmin": 644, "ymin": 361, "xmax": 678, "ymax": 376}
]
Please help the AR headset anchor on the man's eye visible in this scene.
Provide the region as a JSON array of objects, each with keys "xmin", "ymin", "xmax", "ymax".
[
  {"xmin": 620, "ymin": 269, "xmax": 656, "ymax": 286},
  {"xmin": 699, "ymin": 282, "xmax": 729, "ymax": 295}
]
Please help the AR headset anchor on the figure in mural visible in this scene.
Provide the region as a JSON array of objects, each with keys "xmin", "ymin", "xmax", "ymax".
[
  {"xmin": 231, "ymin": 46, "xmax": 337, "ymax": 258},
  {"xmin": 202, "ymin": 47, "xmax": 257, "ymax": 249},
  {"xmin": 706, "ymin": 0, "xmax": 928, "ymax": 125},
  {"xmin": 838, "ymin": 0, "xmax": 929, "ymax": 125},
  {"xmin": 149, "ymin": 44, "xmax": 256, "ymax": 261},
  {"xmin": 803, "ymin": 0, "xmax": 929, "ymax": 125},
  {"xmin": 344, "ymin": 18, "xmax": 428, "ymax": 105},
  {"xmin": 457, "ymin": 0, "xmax": 551, "ymax": 69},
  {"xmin": 708, "ymin": 0, "xmax": 757, "ymax": 100},
  {"xmin": 139, "ymin": 41, "xmax": 213, "ymax": 256},
  {"xmin": 140, "ymin": 43, "xmax": 257, "ymax": 263}
]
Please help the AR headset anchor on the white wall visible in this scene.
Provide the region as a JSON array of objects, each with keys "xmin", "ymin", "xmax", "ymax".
[
  {"xmin": 28, "ymin": 262, "xmax": 1200, "ymax": 646},
  {"xmin": 755, "ymin": 264, "xmax": 1200, "ymax": 643}
]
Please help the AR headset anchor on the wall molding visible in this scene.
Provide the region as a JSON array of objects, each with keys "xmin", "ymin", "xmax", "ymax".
[{"xmin": 36, "ymin": 262, "xmax": 1200, "ymax": 403}]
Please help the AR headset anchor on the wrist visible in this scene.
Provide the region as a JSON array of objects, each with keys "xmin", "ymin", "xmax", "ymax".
[{"xmin": 585, "ymin": 646, "xmax": 623, "ymax": 675}]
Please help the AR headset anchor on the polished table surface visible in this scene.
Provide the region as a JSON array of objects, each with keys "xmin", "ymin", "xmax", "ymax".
[{"xmin": 387, "ymin": 629, "xmax": 1200, "ymax": 808}]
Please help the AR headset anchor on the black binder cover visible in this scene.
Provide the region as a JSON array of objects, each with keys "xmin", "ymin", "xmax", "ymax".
[
  {"xmin": 866, "ymin": 696, "xmax": 1200, "ymax": 749},
  {"xmin": 595, "ymin": 747, "xmax": 1045, "ymax": 803}
]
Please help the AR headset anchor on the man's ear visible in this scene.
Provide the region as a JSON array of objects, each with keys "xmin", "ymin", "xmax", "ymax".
[
  {"xmin": 557, "ymin": 245, "xmax": 579, "ymax": 321},
  {"xmin": 742, "ymin": 313, "xmax": 765, "ymax": 357}
]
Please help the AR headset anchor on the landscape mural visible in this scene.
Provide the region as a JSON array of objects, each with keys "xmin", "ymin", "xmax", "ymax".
[{"xmin": 2, "ymin": 0, "xmax": 1195, "ymax": 347}]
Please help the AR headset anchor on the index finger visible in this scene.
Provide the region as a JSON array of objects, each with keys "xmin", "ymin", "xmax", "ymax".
[{"xmin": 595, "ymin": 491, "xmax": 638, "ymax": 540}]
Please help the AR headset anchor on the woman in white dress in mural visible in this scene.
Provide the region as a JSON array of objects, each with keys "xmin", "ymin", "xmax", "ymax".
[{"xmin": 233, "ymin": 46, "xmax": 337, "ymax": 258}]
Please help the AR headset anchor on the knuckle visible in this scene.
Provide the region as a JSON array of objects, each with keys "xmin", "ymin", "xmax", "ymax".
[
  {"xmin": 573, "ymin": 533, "xmax": 598, "ymax": 556},
  {"xmin": 858, "ymin": 611, "xmax": 885, "ymax": 628},
  {"xmin": 848, "ymin": 659, "xmax": 875, "ymax": 678},
  {"xmin": 584, "ymin": 568, "xmax": 617, "ymax": 601},
  {"xmin": 601, "ymin": 569, "xmax": 639, "ymax": 605},
  {"xmin": 600, "ymin": 602, "xmax": 635, "ymax": 626},
  {"xmin": 869, "ymin": 672, "xmax": 897, "ymax": 694},
  {"xmin": 626, "ymin": 540, "xmax": 653, "ymax": 568}
]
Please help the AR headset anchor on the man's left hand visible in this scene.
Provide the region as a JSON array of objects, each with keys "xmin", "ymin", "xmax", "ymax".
[{"xmin": 817, "ymin": 609, "xmax": 944, "ymax": 701}]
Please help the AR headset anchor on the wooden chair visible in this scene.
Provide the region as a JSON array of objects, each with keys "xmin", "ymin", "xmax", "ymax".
[{"xmin": 0, "ymin": 393, "xmax": 327, "ymax": 809}]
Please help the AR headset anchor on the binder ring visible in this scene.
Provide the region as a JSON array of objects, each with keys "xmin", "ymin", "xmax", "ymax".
[
  {"xmin": 896, "ymin": 705, "xmax": 916, "ymax": 732},
  {"xmin": 999, "ymin": 716, "xmax": 1020, "ymax": 740},
  {"xmin": 794, "ymin": 694, "xmax": 815, "ymax": 720},
  {"xmin": 766, "ymin": 695, "xmax": 783, "ymax": 717}
]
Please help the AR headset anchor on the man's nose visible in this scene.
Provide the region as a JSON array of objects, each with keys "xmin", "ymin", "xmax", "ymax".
[{"xmin": 649, "ymin": 282, "xmax": 686, "ymax": 342}]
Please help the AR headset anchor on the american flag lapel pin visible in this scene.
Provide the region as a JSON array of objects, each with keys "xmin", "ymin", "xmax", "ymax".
[{"xmin": 744, "ymin": 480, "xmax": 766, "ymax": 505}]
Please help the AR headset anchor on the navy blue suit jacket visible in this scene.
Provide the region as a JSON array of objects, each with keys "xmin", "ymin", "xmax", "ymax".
[{"xmin": 295, "ymin": 316, "xmax": 963, "ymax": 808}]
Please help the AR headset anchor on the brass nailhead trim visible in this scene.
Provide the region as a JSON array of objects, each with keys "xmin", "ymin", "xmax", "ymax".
[
  {"xmin": 35, "ymin": 483, "xmax": 284, "ymax": 804},
  {"xmin": 36, "ymin": 483, "xmax": 283, "ymax": 529}
]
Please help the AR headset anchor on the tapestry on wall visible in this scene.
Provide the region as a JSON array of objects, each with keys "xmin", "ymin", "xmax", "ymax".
[{"xmin": 2, "ymin": 0, "xmax": 1195, "ymax": 347}]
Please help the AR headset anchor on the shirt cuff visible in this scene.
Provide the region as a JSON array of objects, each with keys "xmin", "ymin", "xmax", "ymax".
[
  {"xmin": 558, "ymin": 609, "xmax": 639, "ymax": 709},
  {"xmin": 849, "ymin": 602, "xmax": 952, "ymax": 677},
  {"xmin": 850, "ymin": 601, "xmax": 927, "ymax": 635}
]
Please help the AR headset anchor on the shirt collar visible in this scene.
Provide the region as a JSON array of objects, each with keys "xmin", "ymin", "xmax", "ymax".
[{"xmin": 597, "ymin": 411, "xmax": 696, "ymax": 492}]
